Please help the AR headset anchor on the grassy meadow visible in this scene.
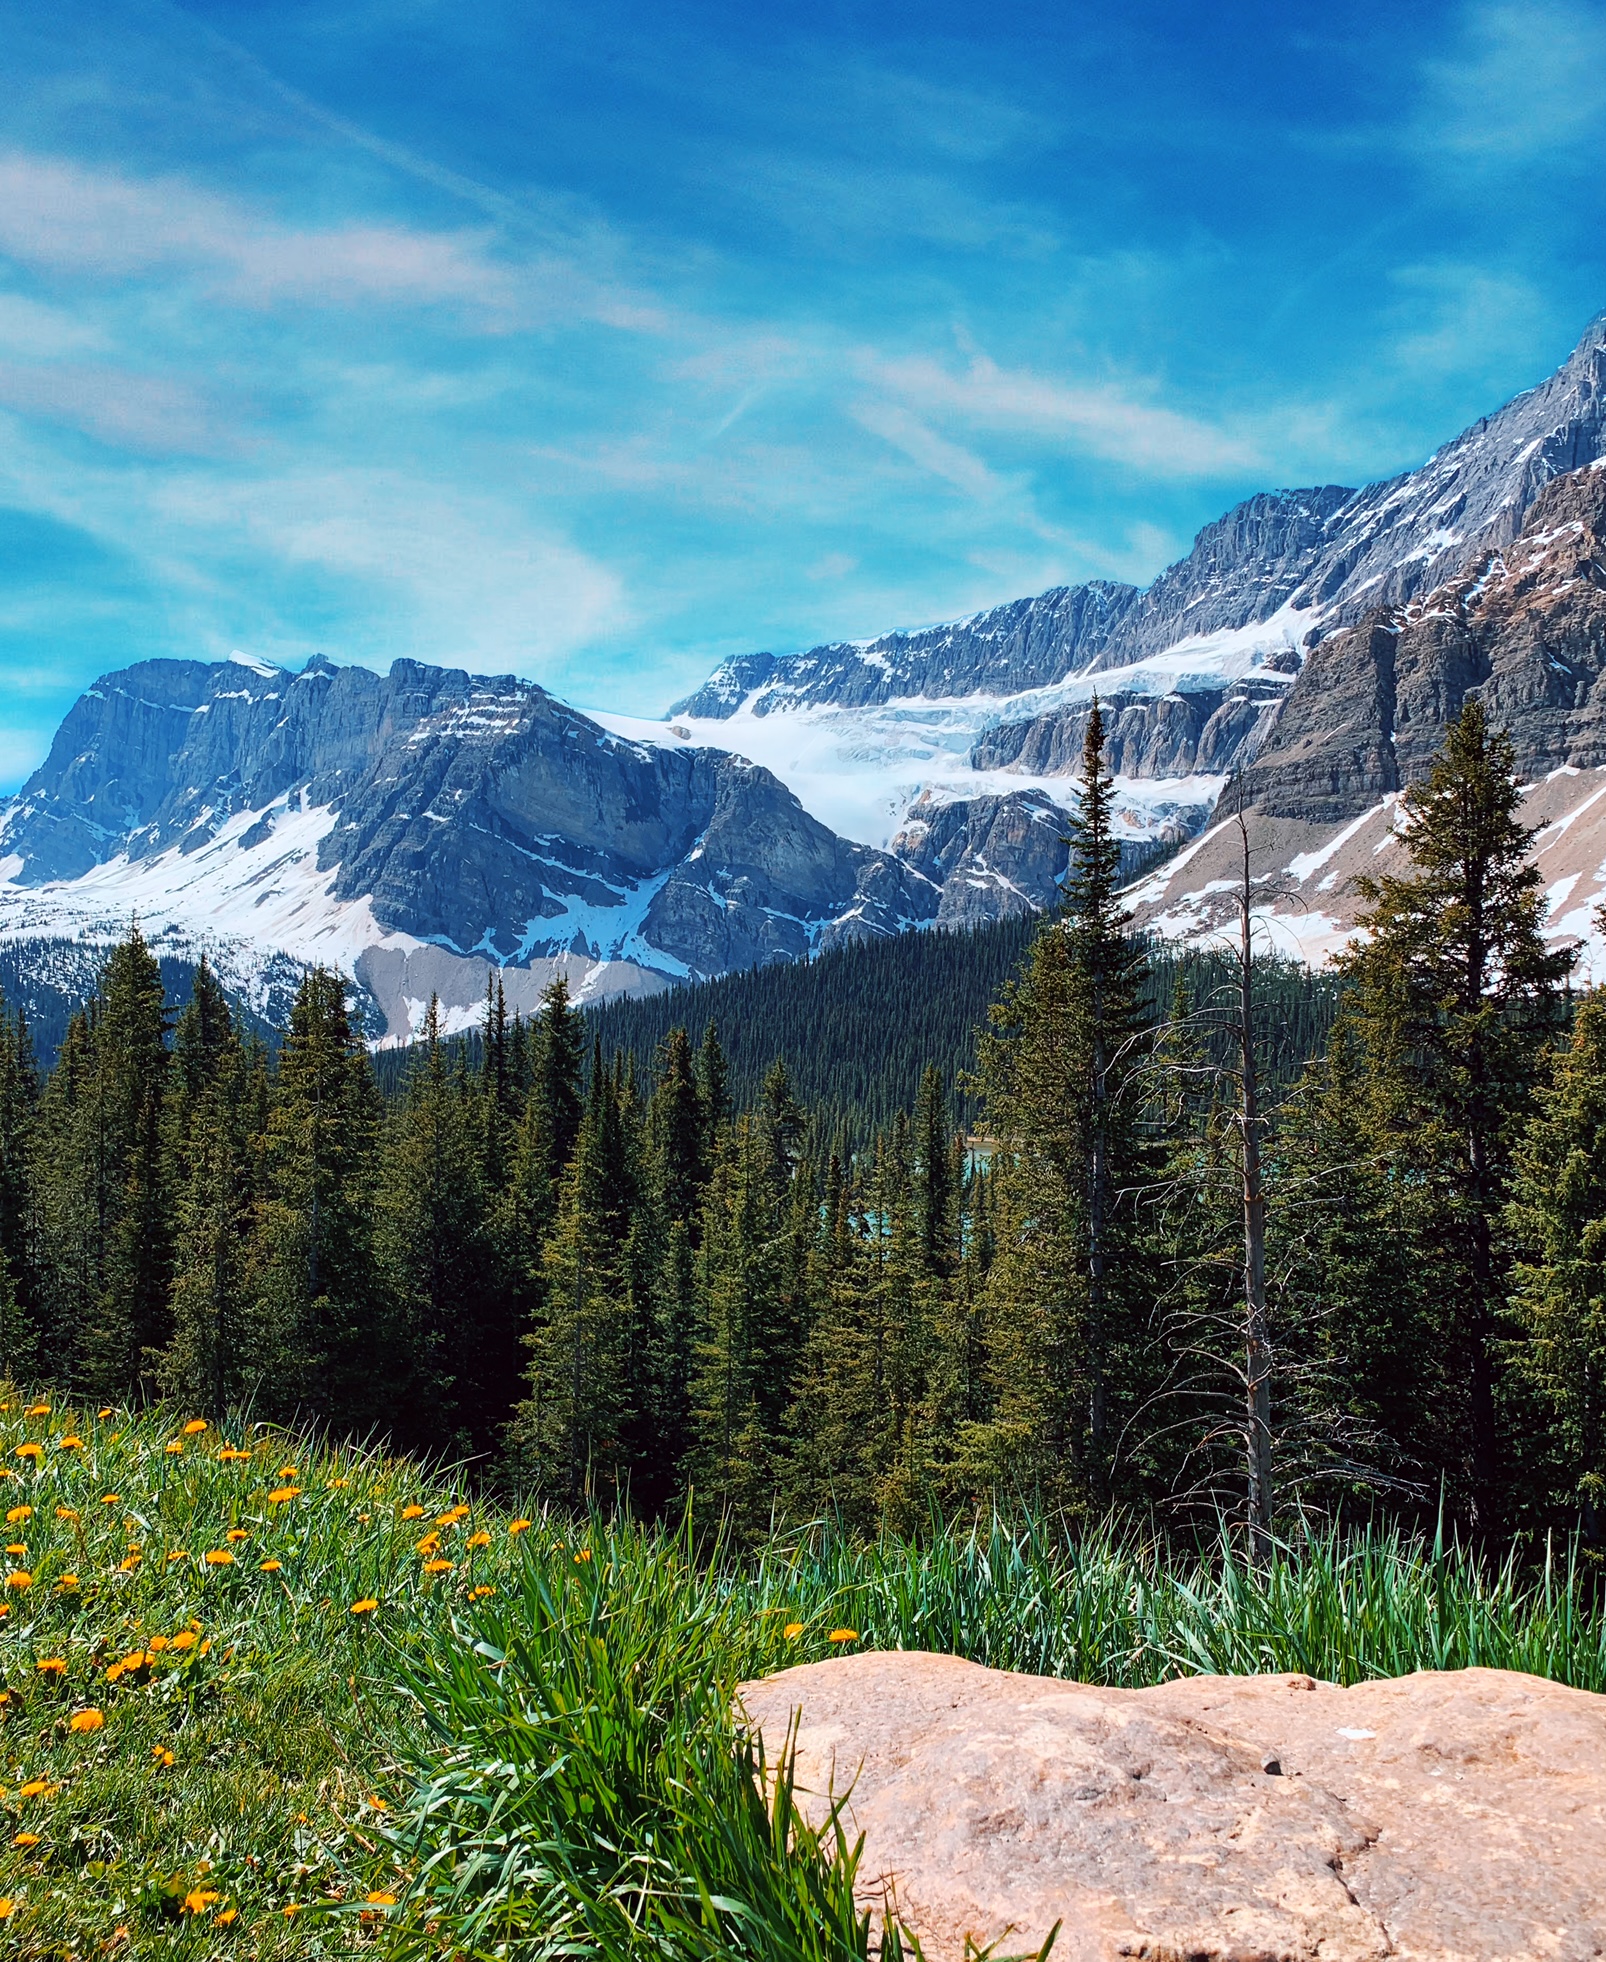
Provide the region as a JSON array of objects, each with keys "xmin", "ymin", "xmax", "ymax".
[{"xmin": 1, "ymin": 1392, "xmax": 1604, "ymax": 1959}]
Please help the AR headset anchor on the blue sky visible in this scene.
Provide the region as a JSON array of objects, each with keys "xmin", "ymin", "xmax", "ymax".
[{"xmin": 2, "ymin": 0, "xmax": 1606, "ymax": 789}]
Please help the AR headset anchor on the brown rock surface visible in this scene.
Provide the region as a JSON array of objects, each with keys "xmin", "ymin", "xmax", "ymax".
[{"xmin": 738, "ymin": 1651, "xmax": 1606, "ymax": 1961}]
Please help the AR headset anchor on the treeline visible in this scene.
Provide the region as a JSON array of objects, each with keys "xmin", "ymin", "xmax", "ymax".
[
  {"xmin": 370, "ymin": 923, "xmax": 1342, "ymax": 1153},
  {"xmin": 0, "ymin": 699, "xmax": 1602, "ymax": 1547}
]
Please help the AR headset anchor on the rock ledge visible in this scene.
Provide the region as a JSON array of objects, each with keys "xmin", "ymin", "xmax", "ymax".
[{"xmin": 738, "ymin": 1652, "xmax": 1606, "ymax": 1961}]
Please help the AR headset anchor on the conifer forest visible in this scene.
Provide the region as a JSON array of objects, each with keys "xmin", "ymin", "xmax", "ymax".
[{"xmin": 1, "ymin": 700, "xmax": 1602, "ymax": 1556}]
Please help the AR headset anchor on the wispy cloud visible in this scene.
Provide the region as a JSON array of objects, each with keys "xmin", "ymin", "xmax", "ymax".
[
  {"xmin": 858, "ymin": 348, "xmax": 1264, "ymax": 479},
  {"xmin": 1414, "ymin": 0, "xmax": 1606, "ymax": 168}
]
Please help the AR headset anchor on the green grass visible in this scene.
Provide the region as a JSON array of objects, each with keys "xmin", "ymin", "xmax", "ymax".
[{"xmin": 0, "ymin": 1393, "xmax": 1602, "ymax": 1958}]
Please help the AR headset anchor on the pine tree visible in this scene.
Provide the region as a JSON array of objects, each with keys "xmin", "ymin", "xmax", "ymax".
[
  {"xmin": 251, "ymin": 968, "xmax": 384, "ymax": 1430},
  {"xmin": 30, "ymin": 929, "xmax": 172, "ymax": 1396},
  {"xmin": 1506, "ymin": 991, "xmax": 1606, "ymax": 1544},
  {"xmin": 379, "ymin": 998, "xmax": 496, "ymax": 1452},
  {"xmin": 969, "ymin": 702, "xmax": 1152, "ymax": 1504},
  {"xmin": 161, "ymin": 989, "xmax": 261, "ymax": 1421},
  {"xmin": 0, "ymin": 997, "xmax": 39, "ymax": 1381},
  {"xmin": 514, "ymin": 1046, "xmax": 647, "ymax": 1504},
  {"xmin": 1336, "ymin": 699, "xmax": 1574, "ymax": 1522}
]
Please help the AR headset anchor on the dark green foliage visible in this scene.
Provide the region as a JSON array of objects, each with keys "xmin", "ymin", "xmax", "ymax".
[{"xmin": 5, "ymin": 698, "xmax": 1602, "ymax": 1548}]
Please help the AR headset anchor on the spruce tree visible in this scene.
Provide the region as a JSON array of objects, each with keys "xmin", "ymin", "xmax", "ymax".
[
  {"xmin": 1507, "ymin": 992, "xmax": 1606, "ymax": 1544},
  {"xmin": 1336, "ymin": 699, "xmax": 1574, "ymax": 1522},
  {"xmin": 969, "ymin": 702, "xmax": 1151, "ymax": 1504},
  {"xmin": 31, "ymin": 929, "xmax": 172, "ymax": 1396},
  {"xmin": 514, "ymin": 1045, "xmax": 646, "ymax": 1504},
  {"xmin": 379, "ymin": 998, "xmax": 497, "ymax": 1452},
  {"xmin": 251, "ymin": 968, "xmax": 384, "ymax": 1430},
  {"xmin": 161, "ymin": 990, "xmax": 261, "ymax": 1421},
  {"xmin": 0, "ymin": 998, "xmax": 39, "ymax": 1381}
]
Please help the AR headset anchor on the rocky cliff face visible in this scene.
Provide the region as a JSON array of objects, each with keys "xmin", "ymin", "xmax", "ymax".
[
  {"xmin": 1227, "ymin": 463, "xmax": 1606, "ymax": 823},
  {"xmin": 670, "ymin": 581, "xmax": 1139, "ymax": 719},
  {"xmin": 1126, "ymin": 463, "xmax": 1606, "ymax": 978},
  {"xmin": 677, "ymin": 312, "xmax": 1606, "ymax": 802},
  {"xmin": 0, "ymin": 653, "xmax": 942, "ymax": 1033}
]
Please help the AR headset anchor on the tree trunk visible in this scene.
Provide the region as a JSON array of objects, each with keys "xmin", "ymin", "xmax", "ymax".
[{"xmin": 1237, "ymin": 820, "xmax": 1274, "ymax": 1554}]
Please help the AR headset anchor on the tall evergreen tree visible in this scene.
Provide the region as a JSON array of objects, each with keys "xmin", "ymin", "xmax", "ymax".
[
  {"xmin": 969, "ymin": 702, "xmax": 1151, "ymax": 1504},
  {"xmin": 161, "ymin": 987, "xmax": 262, "ymax": 1421},
  {"xmin": 1335, "ymin": 699, "xmax": 1574, "ymax": 1522},
  {"xmin": 251, "ymin": 968, "xmax": 383, "ymax": 1430},
  {"xmin": 380, "ymin": 998, "xmax": 498, "ymax": 1452},
  {"xmin": 1506, "ymin": 990, "xmax": 1606, "ymax": 1544},
  {"xmin": 31, "ymin": 929, "xmax": 172, "ymax": 1396},
  {"xmin": 0, "ymin": 997, "xmax": 39, "ymax": 1380},
  {"xmin": 514, "ymin": 1045, "xmax": 647, "ymax": 1503}
]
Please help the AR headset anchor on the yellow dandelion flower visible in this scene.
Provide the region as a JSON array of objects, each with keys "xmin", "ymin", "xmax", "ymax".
[
  {"xmin": 117, "ymin": 1554, "xmax": 140, "ymax": 1573},
  {"xmin": 421, "ymin": 1558, "xmax": 451, "ymax": 1575},
  {"xmin": 24, "ymin": 1403, "xmax": 49, "ymax": 1418},
  {"xmin": 182, "ymin": 1420, "xmax": 208, "ymax": 1436},
  {"xmin": 169, "ymin": 1631, "xmax": 198, "ymax": 1652},
  {"xmin": 327, "ymin": 1477, "xmax": 349, "ymax": 1489},
  {"xmin": 55, "ymin": 1506, "xmax": 78, "ymax": 1521},
  {"xmin": 414, "ymin": 1532, "xmax": 440, "ymax": 1556},
  {"xmin": 6, "ymin": 1542, "xmax": 26, "ymax": 1555},
  {"xmin": 225, "ymin": 1529, "xmax": 248, "ymax": 1543},
  {"xmin": 35, "ymin": 1658, "xmax": 66, "ymax": 1677},
  {"xmin": 267, "ymin": 1486, "xmax": 301, "ymax": 1504},
  {"xmin": 13, "ymin": 1444, "xmax": 40, "ymax": 1461},
  {"xmin": 99, "ymin": 1493, "xmax": 120, "ymax": 1505},
  {"xmin": 6, "ymin": 1571, "xmax": 31, "ymax": 1590},
  {"xmin": 349, "ymin": 1597, "xmax": 378, "ymax": 1615},
  {"xmin": 365, "ymin": 1892, "xmax": 397, "ymax": 1907},
  {"xmin": 0, "ymin": 1897, "xmax": 14, "ymax": 1916},
  {"xmin": 278, "ymin": 1465, "xmax": 299, "ymax": 1477},
  {"xmin": 282, "ymin": 1902, "xmax": 301, "ymax": 1918},
  {"xmin": 181, "ymin": 1889, "xmax": 219, "ymax": 1914},
  {"xmin": 57, "ymin": 1436, "xmax": 83, "ymax": 1451},
  {"xmin": 217, "ymin": 1447, "xmax": 250, "ymax": 1462},
  {"xmin": 259, "ymin": 1558, "xmax": 282, "ymax": 1573},
  {"xmin": 6, "ymin": 1505, "xmax": 32, "ymax": 1523},
  {"xmin": 215, "ymin": 1907, "xmax": 238, "ymax": 1925},
  {"xmin": 784, "ymin": 1622, "xmax": 805, "ymax": 1639},
  {"xmin": 70, "ymin": 1709, "xmax": 105, "ymax": 1733},
  {"xmin": 166, "ymin": 1551, "xmax": 188, "ymax": 1564},
  {"xmin": 466, "ymin": 1530, "xmax": 492, "ymax": 1549},
  {"xmin": 56, "ymin": 1575, "xmax": 78, "ymax": 1591},
  {"xmin": 366, "ymin": 1794, "xmax": 388, "ymax": 1812},
  {"xmin": 97, "ymin": 1407, "xmax": 112, "ymax": 1419},
  {"xmin": 19, "ymin": 1779, "xmax": 54, "ymax": 1798},
  {"xmin": 827, "ymin": 1628, "xmax": 859, "ymax": 1644},
  {"xmin": 508, "ymin": 1518, "xmax": 531, "ymax": 1535},
  {"xmin": 574, "ymin": 1548, "xmax": 593, "ymax": 1564},
  {"xmin": 152, "ymin": 1746, "xmax": 175, "ymax": 1766},
  {"xmin": 400, "ymin": 1504, "xmax": 425, "ymax": 1520},
  {"xmin": 469, "ymin": 1584, "xmax": 496, "ymax": 1600},
  {"xmin": 12, "ymin": 1832, "xmax": 40, "ymax": 1848},
  {"xmin": 203, "ymin": 1550, "xmax": 235, "ymax": 1567}
]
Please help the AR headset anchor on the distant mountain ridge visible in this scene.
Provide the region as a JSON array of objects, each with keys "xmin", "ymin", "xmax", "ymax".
[
  {"xmin": 9, "ymin": 311, "xmax": 1606, "ymax": 1032},
  {"xmin": 677, "ymin": 313, "xmax": 1606, "ymax": 730}
]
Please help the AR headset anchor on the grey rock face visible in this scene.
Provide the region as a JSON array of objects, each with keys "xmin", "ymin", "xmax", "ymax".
[
  {"xmin": 670, "ymin": 583, "xmax": 1140, "ymax": 719},
  {"xmin": 0, "ymin": 655, "xmax": 938, "ymax": 986},
  {"xmin": 974, "ymin": 678, "xmax": 1288, "ymax": 780},
  {"xmin": 678, "ymin": 313, "xmax": 1606, "ymax": 784},
  {"xmin": 891, "ymin": 791, "xmax": 1072, "ymax": 921},
  {"xmin": 1228, "ymin": 463, "xmax": 1606, "ymax": 823}
]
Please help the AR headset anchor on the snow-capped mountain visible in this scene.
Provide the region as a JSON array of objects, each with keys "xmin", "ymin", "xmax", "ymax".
[
  {"xmin": 0, "ymin": 654, "xmax": 943, "ymax": 1041},
  {"xmin": 8, "ymin": 310, "xmax": 1606, "ymax": 1031},
  {"xmin": 665, "ymin": 311, "xmax": 1606, "ymax": 881}
]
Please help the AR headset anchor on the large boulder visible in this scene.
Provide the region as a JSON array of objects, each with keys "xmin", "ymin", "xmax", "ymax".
[{"xmin": 738, "ymin": 1651, "xmax": 1606, "ymax": 1961}]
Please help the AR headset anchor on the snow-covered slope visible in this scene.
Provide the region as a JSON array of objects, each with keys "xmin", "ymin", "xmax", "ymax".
[{"xmin": 665, "ymin": 312, "xmax": 1606, "ymax": 875}]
